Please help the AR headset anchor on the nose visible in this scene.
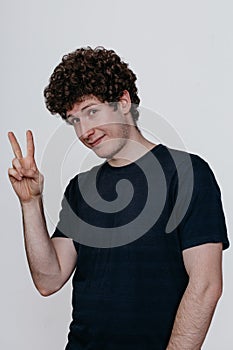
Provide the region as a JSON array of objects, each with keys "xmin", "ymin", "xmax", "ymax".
[{"xmin": 76, "ymin": 118, "xmax": 95, "ymax": 140}]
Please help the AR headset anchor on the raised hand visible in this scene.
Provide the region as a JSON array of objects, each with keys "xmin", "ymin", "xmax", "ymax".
[{"xmin": 8, "ymin": 130, "xmax": 44, "ymax": 203}]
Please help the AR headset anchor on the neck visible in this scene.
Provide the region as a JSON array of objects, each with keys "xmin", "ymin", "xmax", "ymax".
[{"xmin": 107, "ymin": 127, "xmax": 156, "ymax": 167}]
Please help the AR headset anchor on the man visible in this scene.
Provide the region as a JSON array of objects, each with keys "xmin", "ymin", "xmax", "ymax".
[{"xmin": 8, "ymin": 47, "xmax": 229, "ymax": 349}]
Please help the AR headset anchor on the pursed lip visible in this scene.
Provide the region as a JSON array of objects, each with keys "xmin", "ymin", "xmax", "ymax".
[{"xmin": 88, "ymin": 135, "xmax": 105, "ymax": 147}]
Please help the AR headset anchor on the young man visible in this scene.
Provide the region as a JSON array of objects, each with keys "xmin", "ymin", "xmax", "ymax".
[{"xmin": 8, "ymin": 47, "xmax": 229, "ymax": 349}]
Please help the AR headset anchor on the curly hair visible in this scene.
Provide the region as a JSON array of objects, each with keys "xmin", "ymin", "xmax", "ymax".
[{"xmin": 44, "ymin": 47, "xmax": 140, "ymax": 124}]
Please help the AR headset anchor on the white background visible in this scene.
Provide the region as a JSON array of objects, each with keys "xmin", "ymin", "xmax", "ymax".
[{"xmin": 1, "ymin": 0, "xmax": 232, "ymax": 349}]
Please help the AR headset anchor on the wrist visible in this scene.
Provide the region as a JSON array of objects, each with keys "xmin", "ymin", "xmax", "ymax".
[{"xmin": 20, "ymin": 195, "xmax": 43, "ymax": 208}]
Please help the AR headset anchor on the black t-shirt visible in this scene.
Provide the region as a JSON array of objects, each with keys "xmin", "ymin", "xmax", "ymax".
[{"xmin": 52, "ymin": 144, "xmax": 229, "ymax": 350}]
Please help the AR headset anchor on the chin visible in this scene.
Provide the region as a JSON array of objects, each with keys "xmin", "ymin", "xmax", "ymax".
[
  {"xmin": 93, "ymin": 146, "xmax": 119, "ymax": 160},
  {"xmin": 92, "ymin": 138, "xmax": 127, "ymax": 160},
  {"xmin": 93, "ymin": 149, "xmax": 114, "ymax": 159}
]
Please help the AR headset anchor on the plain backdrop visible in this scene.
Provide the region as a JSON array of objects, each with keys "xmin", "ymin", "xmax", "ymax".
[{"xmin": 1, "ymin": 1, "xmax": 232, "ymax": 349}]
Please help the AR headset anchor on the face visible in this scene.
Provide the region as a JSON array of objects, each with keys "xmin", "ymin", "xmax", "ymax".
[{"xmin": 66, "ymin": 95, "xmax": 133, "ymax": 160}]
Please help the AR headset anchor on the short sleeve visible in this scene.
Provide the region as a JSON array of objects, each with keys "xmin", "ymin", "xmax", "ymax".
[
  {"xmin": 51, "ymin": 179, "xmax": 80, "ymax": 251},
  {"xmin": 176, "ymin": 155, "xmax": 229, "ymax": 251}
]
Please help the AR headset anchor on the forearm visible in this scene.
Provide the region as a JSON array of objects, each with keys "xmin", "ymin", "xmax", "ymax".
[
  {"xmin": 21, "ymin": 196, "xmax": 61, "ymax": 295},
  {"xmin": 166, "ymin": 282, "xmax": 221, "ymax": 350}
]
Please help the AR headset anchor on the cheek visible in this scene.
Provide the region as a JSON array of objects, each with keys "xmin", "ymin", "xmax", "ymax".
[
  {"xmin": 73, "ymin": 125, "xmax": 82, "ymax": 139},
  {"xmin": 73, "ymin": 124, "xmax": 82, "ymax": 138}
]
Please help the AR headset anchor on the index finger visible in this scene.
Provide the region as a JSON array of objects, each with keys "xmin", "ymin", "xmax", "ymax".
[
  {"xmin": 26, "ymin": 130, "xmax": 35, "ymax": 158},
  {"xmin": 8, "ymin": 132, "xmax": 23, "ymax": 159}
]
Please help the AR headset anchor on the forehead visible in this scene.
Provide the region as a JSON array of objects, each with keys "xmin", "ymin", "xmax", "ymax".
[{"xmin": 67, "ymin": 95, "xmax": 103, "ymax": 117}]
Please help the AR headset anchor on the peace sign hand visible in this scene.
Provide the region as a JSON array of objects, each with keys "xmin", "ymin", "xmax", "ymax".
[{"xmin": 8, "ymin": 130, "xmax": 44, "ymax": 203}]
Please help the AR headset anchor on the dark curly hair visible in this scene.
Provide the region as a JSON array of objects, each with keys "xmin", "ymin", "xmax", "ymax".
[{"xmin": 44, "ymin": 46, "xmax": 140, "ymax": 124}]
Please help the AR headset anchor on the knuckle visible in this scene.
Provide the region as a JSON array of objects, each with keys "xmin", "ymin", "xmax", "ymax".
[
  {"xmin": 12, "ymin": 158, "xmax": 20, "ymax": 168},
  {"xmin": 8, "ymin": 168, "xmax": 17, "ymax": 178}
]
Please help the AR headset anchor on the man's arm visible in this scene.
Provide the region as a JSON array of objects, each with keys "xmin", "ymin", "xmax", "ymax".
[
  {"xmin": 8, "ymin": 131, "xmax": 77, "ymax": 296},
  {"xmin": 21, "ymin": 198, "xmax": 77, "ymax": 296},
  {"xmin": 166, "ymin": 243, "xmax": 223, "ymax": 350}
]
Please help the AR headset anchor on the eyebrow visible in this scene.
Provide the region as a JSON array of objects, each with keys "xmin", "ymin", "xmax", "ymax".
[{"xmin": 66, "ymin": 103, "xmax": 99, "ymax": 119}]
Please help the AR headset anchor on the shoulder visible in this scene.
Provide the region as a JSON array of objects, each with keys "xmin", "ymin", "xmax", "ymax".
[
  {"xmin": 161, "ymin": 144, "xmax": 209, "ymax": 169},
  {"xmin": 160, "ymin": 144, "xmax": 218, "ymax": 188},
  {"xmin": 154, "ymin": 145, "xmax": 218, "ymax": 194},
  {"xmin": 64, "ymin": 162, "xmax": 105, "ymax": 198}
]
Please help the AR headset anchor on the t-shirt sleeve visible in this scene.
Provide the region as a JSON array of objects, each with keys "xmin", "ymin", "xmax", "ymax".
[
  {"xmin": 176, "ymin": 155, "xmax": 229, "ymax": 251},
  {"xmin": 51, "ymin": 179, "xmax": 79, "ymax": 251},
  {"xmin": 51, "ymin": 182, "xmax": 70, "ymax": 239}
]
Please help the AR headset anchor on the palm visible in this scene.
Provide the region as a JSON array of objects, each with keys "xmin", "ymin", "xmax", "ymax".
[
  {"xmin": 8, "ymin": 131, "xmax": 43, "ymax": 203},
  {"xmin": 11, "ymin": 157, "xmax": 41, "ymax": 201}
]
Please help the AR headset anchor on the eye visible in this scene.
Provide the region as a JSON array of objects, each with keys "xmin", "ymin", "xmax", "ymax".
[
  {"xmin": 89, "ymin": 109, "xmax": 98, "ymax": 116},
  {"xmin": 66, "ymin": 117, "xmax": 80, "ymax": 126},
  {"xmin": 72, "ymin": 117, "xmax": 80, "ymax": 124}
]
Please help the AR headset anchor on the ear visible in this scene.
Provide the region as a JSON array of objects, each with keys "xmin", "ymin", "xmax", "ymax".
[{"xmin": 118, "ymin": 90, "xmax": 131, "ymax": 115}]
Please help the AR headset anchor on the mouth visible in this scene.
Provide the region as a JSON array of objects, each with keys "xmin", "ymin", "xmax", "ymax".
[{"xmin": 89, "ymin": 135, "xmax": 105, "ymax": 148}]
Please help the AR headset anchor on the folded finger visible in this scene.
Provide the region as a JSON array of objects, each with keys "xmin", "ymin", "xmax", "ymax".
[
  {"xmin": 20, "ymin": 168, "xmax": 38, "ymax": 179},
  {"xmin": 12, "ymin": 158, "xmax": 23, "ymax": 175},
  {"xmin": 8, "ymin": 168, "xmax": 22, "ymax": 182}
]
